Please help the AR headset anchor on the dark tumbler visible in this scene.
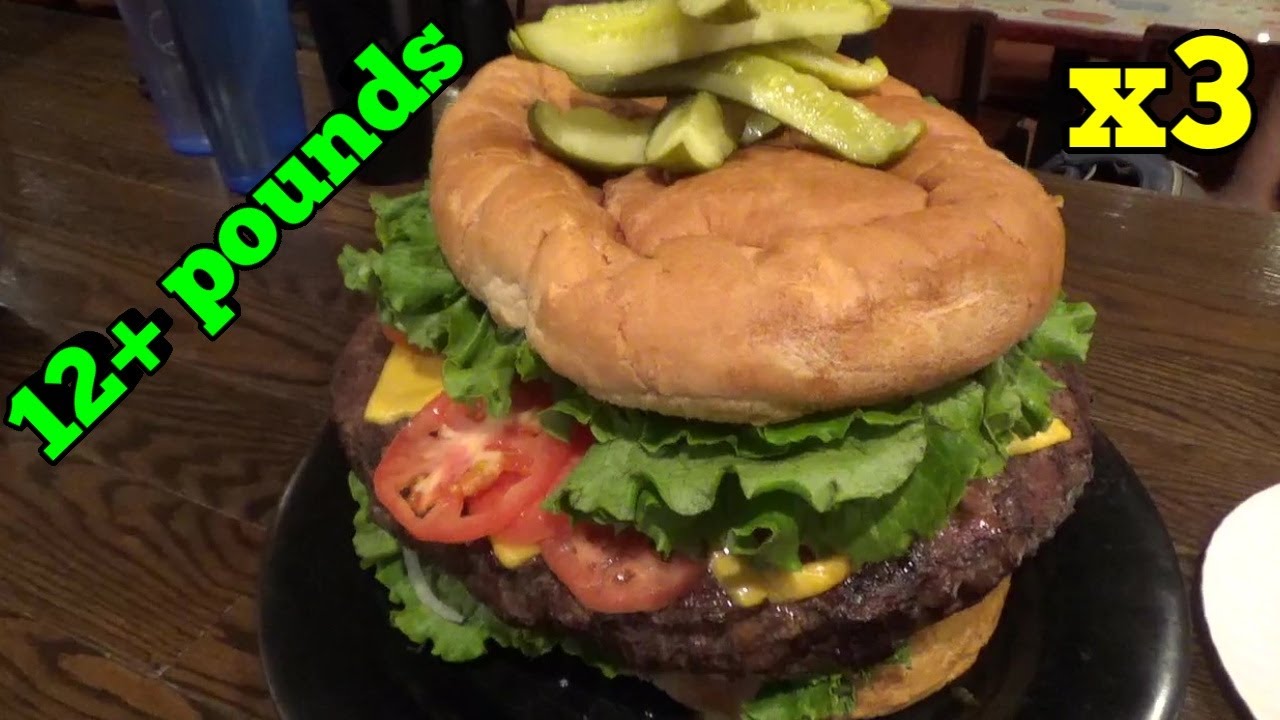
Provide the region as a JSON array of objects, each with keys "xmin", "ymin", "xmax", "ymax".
[
  {"xmin": 306, "ymin": 0, "xmax": 441, "ymax": 185},
  {"xmin": 450, "ymin": 0, "xmax": 517, "ymax": 77},
  {"xmin": 307, "ymin": 0, "xmax": 515, "ymax": 185}
]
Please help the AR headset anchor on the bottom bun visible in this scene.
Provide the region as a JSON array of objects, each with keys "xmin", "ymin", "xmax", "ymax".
[
  {"xmin": 850, "ymin": 576, "xmax": 1010, "ymax": 718},
  {"xmin": 649, "ymin": 577, "xmax": 1011, "ymax": 719}
]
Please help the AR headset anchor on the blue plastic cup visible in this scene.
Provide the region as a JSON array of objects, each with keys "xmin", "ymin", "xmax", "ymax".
[
  {"xmin": 164, "ymin": 0, "xmax": 308, "ymax": 194},
  {"xmin": 115, "ymin": 0, "xmax": 211, "ymax": 155}
]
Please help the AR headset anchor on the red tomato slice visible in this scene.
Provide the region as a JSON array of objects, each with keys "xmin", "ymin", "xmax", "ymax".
[
  {"xmin": 541, "ymin": 524, "xmax": 703, "ymax": 613},
  {"xmin": 373, "ymin": 391, "xmax": 581, "ymax": 544},
  {"xmin": 475, "ymin": 421, "xmax": 583, "ymax": 546},
  {"xmin": 491, "ymin": 504, "xmax": 572, "ymax": 546}
]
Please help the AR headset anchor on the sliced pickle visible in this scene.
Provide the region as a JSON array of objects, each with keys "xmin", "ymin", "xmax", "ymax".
[
  {"xmin": 574, "ymin": 51, "xmax": 923, "ymax": 165},
  {"xmin": 507, "ymin": 30, "xmax": 533, "ymax": 60},
  {"xmin": 678, "ymin": 0, "xmax": 864, "ymax": 32},
  {"xmin": 740, "ymin": 111, "xmax": 783, "ymax": 144},
  {"xmin": 527, "ymin": 101, "xmax": 656, "ymax": 172},
  {"xmin": 721, "ymin": 101, "xmax": 782, "ymax": 145},
  {"xmin": 645, "ymin": 92, "xmax": 738, "ymax": 172},
  {"xmin": 865, "ymin": 0, "xmax": 891, "ymax": 23},
  {"xmin": 516, "ymin": 0, "xmax": 886, "ymax": 76},
  {"xmin": 548, "ymin": 0, "xmax": 889, "ymax": 24},
  {"xmin": 751, "ymin": 0, "xmax": 891, "ymax": 23},
  {"xmin": 809, "ymin": 33, "xmax": 842, "ymax": 53},
  {"xmin": 544, "ymin": 0, "xmax": 659, "ymax": 23},
  {"xmin": 757, "ymin": 40, "xmax": 888, "ymax": 90},
  {"xmin": 677, "ymin": 0, "xmax": 754, "ymax": 21}
]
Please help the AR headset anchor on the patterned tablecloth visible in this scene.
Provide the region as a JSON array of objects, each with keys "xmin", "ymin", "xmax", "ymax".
[{"xmin": 893, "ymin": 0, "xmax": 1280, "ymax": 42}]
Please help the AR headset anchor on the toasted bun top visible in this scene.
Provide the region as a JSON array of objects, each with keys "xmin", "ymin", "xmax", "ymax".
[{"xmin": 430, "ymin": 57, "xmax": 1064, "ymax": 423}]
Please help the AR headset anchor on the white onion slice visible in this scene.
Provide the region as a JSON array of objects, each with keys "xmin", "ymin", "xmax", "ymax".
[{"xmin": 402, "ymin": 548, "xmax": 464, "ymax": 624}]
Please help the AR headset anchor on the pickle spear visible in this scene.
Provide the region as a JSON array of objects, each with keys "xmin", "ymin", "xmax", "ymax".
[
  {"xmin": 809, "ymin": 34, "xmax": 843, "ymax": 54},
  {"xmin": 722, "ymin": 101, "xmax": 782, "ymax": 144},
  {"xmin": 574, "ymin": 51, "xmax": 924, "ymax": 165},
  {"xmin": 740, "ymin": 112, "xmax": 782, "ymax": 144},
  {"xmin": 677, "ymin": 0, "xmax": 754, "ymax": 21},
  {"xmin": 645, "ymin": 92, "xmax": 738, "ymax": 173},
  {"xmin": 677, "ymin": 0, "xmax": 854, "ymax": 41},
  {"xmin": 507, "ymin": 30, "xmax": 534, "ymax": 60},
  {"xmin": 677, "ymin": 0, "xmax": 846, "ymax": 59},
  {"xmin": 551, "ymin": 0, "xmax": 889, "ymax": 25},
  {"xmin": 527, "ymin": 101, "xmax": 656, "ymax": 172},
  {"xmin": 747, "ymin": 0, "xmax": 892, "ymax": 23},
  {"xmin": 544, "ymin": 0, "xmax": 658, "ymax": 22},
  {"xmin": 516, "ymin": 0, "xmax": 888, "ymax": 76},
  {"xmin": 756, "ymin": 40, "xmax": 888, "ymax": 91},
  {"xmin": 742, "ymin": 112, "xmax": 778, "ymax": 142}
]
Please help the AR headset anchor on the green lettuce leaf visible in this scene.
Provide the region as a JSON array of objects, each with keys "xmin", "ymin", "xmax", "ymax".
[
  {"xmin": 349, "ymin": 474, "xmax": 620, "ymax": 673},
  {"xmin": 742, "ymin": 674, "xmax": 856, "ymax": 720},
  {"xmin": 547, "ymin": 417, "xmax": 931, "ymax": 569},
  {"xmin": 816, "ymin": 382, "xmax": 995, "ymax": 564},
  {"xmin": 554, "ymin": 422, "xmax": 926, "ymax": 518},
  {"xmin": 980, "ymin": 346, "xmax": 1063, "ymax": 448},
  {"xmin": 722, "ymin": 495, "xmax": 813, "ymax": 570},
  {"xmin": 349, "ymin": 474, "xmax": 551, "ymax": 661},
  {"xmin": 338, "ymin": 192, "xmax": 543, "ymax": 416},
  {"xmin": 541, "ymin": 390, "xmax": 920, "ymax": 460},
  {"xmin": 1023, "ymin": 295, "xmax": 1097, "ymax": 363},
  {"xmin": 890, "ymin": 642, "xmax": 913, "ymax": 668},
  {"xmin": 545, "ymin": 298, "xmax": 1093, "ymax": 570}
]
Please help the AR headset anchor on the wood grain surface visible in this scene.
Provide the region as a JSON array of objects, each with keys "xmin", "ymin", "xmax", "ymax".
[{"xmin": 0, "ymin": 4, "xmax": 1276, "ymax": 719}]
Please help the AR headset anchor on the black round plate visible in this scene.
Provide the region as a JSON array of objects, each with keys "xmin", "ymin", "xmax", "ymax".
[{"xmin": 259, "ymin": 427, "xmax": 1190, "ymax": 720}]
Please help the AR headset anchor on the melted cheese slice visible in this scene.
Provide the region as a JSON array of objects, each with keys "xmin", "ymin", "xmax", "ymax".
[
  {"xmin": 1006, "ymin": 418, "xmax": 1072, "ymax": 456},
  {"xmin": 362, "ymin": 344, "xmax": 445, "ymax": 424},
  {"xmin": 711, "ymin": 552, "xmax": 853, "ymax": 607},
  {"xmin": 491, "ymin": 539, "xmax": 540, "ymax": 569}
]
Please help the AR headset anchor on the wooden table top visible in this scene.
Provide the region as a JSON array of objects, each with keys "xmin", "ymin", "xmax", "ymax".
[{"xmin": 1, "ymin": 4, "xmax": 1277, "ymax": 719}]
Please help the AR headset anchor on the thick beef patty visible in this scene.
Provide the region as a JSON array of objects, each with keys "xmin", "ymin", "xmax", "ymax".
[{"xmin": 332, "ymin": 316, "xmax": 1094, "ymax": 678}]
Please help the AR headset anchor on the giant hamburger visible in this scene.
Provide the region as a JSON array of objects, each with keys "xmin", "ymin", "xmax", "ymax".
[{"xmin": 332, "ymin": 2, "xmax": 1097, "ymax": 717}]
